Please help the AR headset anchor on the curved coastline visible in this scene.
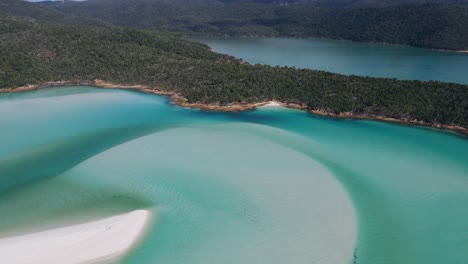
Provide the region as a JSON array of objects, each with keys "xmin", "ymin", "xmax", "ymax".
[
  {"xmin": 2, "ymin": 84, "xmax": 468, "ymax": 264},
  {"xmin": 0, "ymin": 209, "xmax": 152, "ymax": 264},
  {"xmin": 1, "ymin": 80, "xmax": 466, "ymax": 135}
]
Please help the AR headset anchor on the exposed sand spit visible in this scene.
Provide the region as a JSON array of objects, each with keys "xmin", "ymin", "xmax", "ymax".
[{"xmin": 0, "ymin": 210, "xmax": 151, "ymax": 264}]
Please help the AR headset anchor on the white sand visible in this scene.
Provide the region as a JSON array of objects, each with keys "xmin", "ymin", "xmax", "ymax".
[
  {"xmin": 263, "ymin": 101, "xmax": 282, "ymax": 107},
  {"xmin": 0, "ymin": 210, "xmax": 151, "ymax": 264}
]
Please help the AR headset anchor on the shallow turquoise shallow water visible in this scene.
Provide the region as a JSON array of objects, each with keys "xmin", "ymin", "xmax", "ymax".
[
  {"xmin": 0, "ymin": 87, "xmax": 467, "ymax": 264},
  {"xmin": 189, "ymin": 37, "xmax": 468, "ymax": 84}
]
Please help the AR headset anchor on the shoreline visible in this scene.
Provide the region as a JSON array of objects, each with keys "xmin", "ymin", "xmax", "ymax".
[
  {"xmin": 0, "ymin": 209, "xmax": 152, "ymax": 264},
  {"xmin": 434, "ymin": 49, "xmax": 468, "ymax": 54},
  {"xmin": 186, "ymin": 34, "xmax": 468, "ymax": 54},
  {"xmin": 1, "ymin": 80, "xmax": 466, "ymax": 136}
]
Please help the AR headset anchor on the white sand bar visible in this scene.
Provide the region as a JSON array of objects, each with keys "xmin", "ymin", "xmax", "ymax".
[{"xmin": 0, "ymin": 210, "xmax": 151, "ymax": 264}]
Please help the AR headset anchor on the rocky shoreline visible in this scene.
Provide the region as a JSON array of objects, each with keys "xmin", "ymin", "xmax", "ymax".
[{"xmin": 1, "ymin": 80, "xmax": 466, "ymax": 136}]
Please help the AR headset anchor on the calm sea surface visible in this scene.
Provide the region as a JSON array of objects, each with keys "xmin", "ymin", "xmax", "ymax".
[
  {"xmin": 0, "ymin": 87, "xmax": 467, "ymax": 264},
  {"xmin": 189, "ymin": 37, "xmax": 468, "ymax": 84}
]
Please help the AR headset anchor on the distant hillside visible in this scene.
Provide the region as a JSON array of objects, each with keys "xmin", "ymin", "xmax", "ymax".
[
  {"xmin": 0, "ymin": 0, "xmax": 109, "ymax": 27},
  {"xmin": 218, "ymin": 0, "xmax": 468, "ymax": 7},
  {"xmin": 43, "ymin": 0, "xmax": 468, "ymax": 50}
]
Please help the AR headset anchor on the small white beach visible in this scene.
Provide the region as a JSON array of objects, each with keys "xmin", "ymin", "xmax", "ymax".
[
  {"xmin": 263, "ymin": 101, "xmax": 282, "ymax": 107},
  {"xmin": 0, "ymin": 209, "xmax": 151, "ymax": 264}
]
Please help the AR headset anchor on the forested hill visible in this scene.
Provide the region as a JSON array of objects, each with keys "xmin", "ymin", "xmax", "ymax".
[
  {"xmin": 41, "ymin": 0, "xmax": 468, "ymax": 50},
  {"xmin": 216, "ymin": 0, "xmax": 468, "ymax": 7},
  {"xmin": 0, "ymin": 0, "xmax": 109, "ymax": 27},
  {"xmin": 1, "ymin": 16, "xmax": 467, "ymax": 130}
]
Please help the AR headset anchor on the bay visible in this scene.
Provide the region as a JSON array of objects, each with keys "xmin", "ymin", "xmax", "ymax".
[
  {"xmin": 0, "ymin": 87, "xmax": 467, "ymax": 263},
  {"xmin": 190, "ymin": 36, "xmax": 468, "ymax": 84}
]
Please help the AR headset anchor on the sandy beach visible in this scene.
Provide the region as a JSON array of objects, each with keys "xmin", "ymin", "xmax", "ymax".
[
  {"xmin": 0, "ymin": 210, "xmax": 151, "ymax": 264},
  {"xmin": 262, "ymin": 101, "xmax": 283, "ymax": 107}
]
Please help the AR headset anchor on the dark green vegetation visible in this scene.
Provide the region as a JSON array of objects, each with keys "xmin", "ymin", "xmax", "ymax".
[
  {"xmin": 1, "ymin": 17, "xmax": 467, "ymax": 128},
  {"xmin": 39, "ymin": 0, "xmax": 468, "ymax": 50},
  {"xmin": 0, "ymin": 0, "xmax": 110, "ymax": 27},
  {"xmin": 2, "ymin": 0, "xmax": 467, "ymax": 50},
  {"xmin": 218, "ymin": 0, "xmax": 468, "ymax": 7}
]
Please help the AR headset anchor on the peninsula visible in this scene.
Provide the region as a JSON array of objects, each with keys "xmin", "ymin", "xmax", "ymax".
[{"xmin": 0, "ymin": 17, "xmax": 467, "ymax": 134}]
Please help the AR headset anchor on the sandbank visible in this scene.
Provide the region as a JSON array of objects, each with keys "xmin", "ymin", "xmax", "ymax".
[{"xmin": 0, "ymin": 209, "xmax": 151, "ymax": 264}]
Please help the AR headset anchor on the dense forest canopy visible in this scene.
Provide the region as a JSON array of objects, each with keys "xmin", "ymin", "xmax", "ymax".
[
  {"xmin": 1, "ymin": 1, "xmax": 466, "ymax": 50},
  {"xmin": 30, "ymin": 0, "xmax": 468, "ymax": 7},
  {"xmin": 31, "ymin": 0, "xmax": 468, "ymax": 50},
  {"xmin": 1, "ymin": 16, "xmax": 467, "ymax": 129},
  {"xmin": 215, "ymin": 0, "xmax": 468, "ymax": 7},
  {"xmin": 0, "ymin": 0, "xmax": 109, "ymax": 27}
]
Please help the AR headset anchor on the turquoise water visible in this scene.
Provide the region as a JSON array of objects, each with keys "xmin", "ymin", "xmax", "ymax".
[
  {"xmin": 189, "ymin": 37, "xmax": 468, "ymax": 84},
  {"xmin": 0, "ymin": 87, "xmax": 467, "ymax": 263}
]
